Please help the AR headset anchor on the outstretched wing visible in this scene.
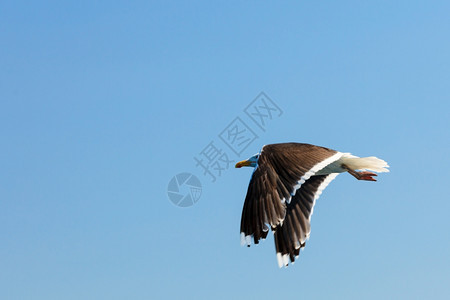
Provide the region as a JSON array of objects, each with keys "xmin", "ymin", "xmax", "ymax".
[
  {"xmin": 274, "ymin": 173, "xmax": 339, "ymax": 267},
  {"xmin": 240, "ymin": 143, "xmax": 342, "ymax": 246}
]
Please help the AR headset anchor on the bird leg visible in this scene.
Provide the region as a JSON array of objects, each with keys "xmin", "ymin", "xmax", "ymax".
[{"xmin": 341, "ymin": 164, "xmax": 377, "ymax": 181}]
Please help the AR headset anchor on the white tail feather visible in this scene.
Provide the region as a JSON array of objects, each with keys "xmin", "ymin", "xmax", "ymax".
[{"xmin": 339, "ymin": 156, "xmax": 390, "ymax": 173}]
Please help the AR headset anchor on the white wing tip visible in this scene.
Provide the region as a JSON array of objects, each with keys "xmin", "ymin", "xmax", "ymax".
[
  {"xmin": 276, "ymin": 253, "xmax": 290, "ymax": 268},
  {"xmin": 245, "ymin": 234, "xmax": 251, "ymax": 246},
  {"xmin": 240, "ymin": 233, "xmax": 252, "ymax": 246},
  {"xmin": 276, "ymin": 253, "xmax": 283, "ymax": 268},
  {"xmin": 240, "ymin": 232, "xmax": 246, "ymax": 246},
  {"xmin": 282, "ymin": 254, "xmax": 289, "ymax": 267}
]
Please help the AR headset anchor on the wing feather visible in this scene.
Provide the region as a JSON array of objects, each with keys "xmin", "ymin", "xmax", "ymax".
[
  {"xmin": 240, "ymin": 143, "xmax": 342, "ymax": 246},
  {"xmin": 273, "ymin": 173, "xmax": 339, "ymax": 267}
]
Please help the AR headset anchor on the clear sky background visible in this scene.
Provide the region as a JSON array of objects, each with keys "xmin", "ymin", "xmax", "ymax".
[{"xmin": 1, "ymin": 1, "xmax": 450, "ymax": 299}]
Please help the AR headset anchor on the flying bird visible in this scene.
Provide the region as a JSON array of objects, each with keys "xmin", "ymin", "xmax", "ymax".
[{"xmin": 235, "ymin": 143, "xmax": 389, "ymax": 268}]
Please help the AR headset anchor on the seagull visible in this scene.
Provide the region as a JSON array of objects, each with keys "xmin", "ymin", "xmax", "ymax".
[{"xmin": 235, "ymin": 143, "xmax": 389, "ymax": 268}]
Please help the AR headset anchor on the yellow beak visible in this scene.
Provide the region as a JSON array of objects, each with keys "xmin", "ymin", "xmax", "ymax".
[{"xmin": 235, "ymin": 159, "xmax": 251, "ymax": 168}]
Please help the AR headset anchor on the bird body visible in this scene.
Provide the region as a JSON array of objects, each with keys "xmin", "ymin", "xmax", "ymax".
[
  {"xmin": 235, "ymin": 143, "xmax": 389, "ymax": 268},
  {"xmin": 316, "ymin": 154, "xmax": 389, "ymax": 175}
]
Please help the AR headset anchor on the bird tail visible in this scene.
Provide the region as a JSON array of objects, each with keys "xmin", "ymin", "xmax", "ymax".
[{"xmin": 339, "ymin": 155, "xmax": 390, "ymax": 173}]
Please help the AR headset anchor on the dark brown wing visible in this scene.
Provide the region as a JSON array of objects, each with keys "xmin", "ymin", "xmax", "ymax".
[
  {"xmin": 273, "ymin": 173, "xmax": 339, "ymax": 267},
  {"xmin": 240, "ymin": 143, "xmax": 342, "ymax": 246}
]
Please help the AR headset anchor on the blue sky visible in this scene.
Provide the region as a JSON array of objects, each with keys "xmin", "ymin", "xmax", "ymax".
[{"xmin": 1, "ymin": 1, "xmax": 450, "ymax": 299}]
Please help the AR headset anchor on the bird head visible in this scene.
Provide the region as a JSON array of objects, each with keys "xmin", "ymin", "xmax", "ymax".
[{"xmin": 235, "ymin": 154, "xmax": 259, "ymax": 168}]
